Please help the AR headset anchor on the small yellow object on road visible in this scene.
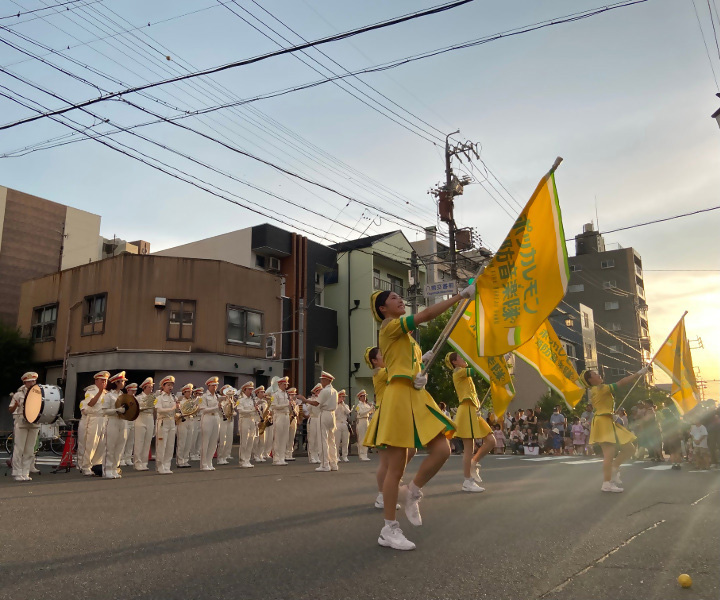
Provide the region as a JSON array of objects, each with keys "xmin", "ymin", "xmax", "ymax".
[{"xmin": 677, "ymin": 574, "xmax": 692, "ymax": 588}]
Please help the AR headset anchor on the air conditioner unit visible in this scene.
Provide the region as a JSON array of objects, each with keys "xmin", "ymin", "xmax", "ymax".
[{"xmin": 266, "ymin": 256, "xmax": 281, "ymax": 272}]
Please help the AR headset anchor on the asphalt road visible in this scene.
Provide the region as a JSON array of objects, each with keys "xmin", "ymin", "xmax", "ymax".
[{"xmin": 2, "ymin": 451, "xmax": 718, "ymax": 600}]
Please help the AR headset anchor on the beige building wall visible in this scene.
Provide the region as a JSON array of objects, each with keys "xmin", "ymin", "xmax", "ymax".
[
  {"xmin": 154, "ymin": 228, "xmax": 254, "ymax": 268},
  {"xmin": 0, "ymin": 186, "xmax": 7, "ymax": 251},
  {"xmin": 61, "ymin": 206, "xmax": 102, "ymax": 269}
]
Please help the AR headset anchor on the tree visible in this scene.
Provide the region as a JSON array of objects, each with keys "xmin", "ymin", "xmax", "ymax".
[
  {"xmin": 0, "ymin": 322, "xmax": 34, "ymax": 397},
  {"xmin": 418, "ymin": 309, "xmax": 489, "ymax": 410}
]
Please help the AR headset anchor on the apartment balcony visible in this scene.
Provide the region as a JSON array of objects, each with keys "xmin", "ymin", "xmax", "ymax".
[{"xmin": 373, "ymin": 276, "xmax": 404, "ymax": 297}]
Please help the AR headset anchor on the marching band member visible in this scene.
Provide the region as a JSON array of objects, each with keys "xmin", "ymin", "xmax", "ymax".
[
  {"xmin": 80, "ymin": 371, "xmax": 110, "ymax": 476},
  {"xmin": 354, "ymin": 389, "xmax": 374, "ymax": 462},
  {"xmin": 134, "ymin": 377, "xmax": 155, "ymax": 471},
  {"xmin": 199, "ymin": 376, "xmax": 222, "ymax": 471},
  {"xmin": 315, "ymin": 372, "xmax": 339, "ymax": 472},
  {"xmin": 8, "ymin": 372, "xmax": 40, "ymax": 481},
  {"xmin": 190, "ymin": 387, "xmax": 204, "ymax": 461},
  {"xmin": 119, "ymin": 382, "xmax": 137, "ymax": 467},
  {"xmin": 237, "ymin": 381, "xmax": 258, "ymax": 468},
  {"xmin": 446, "ymin": 353, "xmax": 495, "ymax": 493},
  {"xmin": 305, "ymin": 383, "xmax": 322, "ymax": 464},
  {"xmin": 334, "ymin": 390, "xmax": 351, "ymax": 463},
  {"xmin": 76, "ymin": 390, "xmax": 88, "ymax": 472},
  {"xmin": 286, "ymin": 388, "xmax": 299, "ymax": 461},
  {"xmin": 252, "ymin": 386, "xmax": 268, "ymax": 462},
  {"xmin": 103, "ymin": 371, "xmax": 129, "ymax": 479},
  {"xmin": 154, "ymin": 376, "xmax": 177, "ymax": 474},
  {"xmin": 270, "ymin": 376, "xmax": 291, "ymax": 466},
  {"xmin": 175, "ymin": 383, "xmax": 195, "ymax": 468},
  {"xmin": 262, "ymin": 391, "xmax": 275, "ymax": 462},
  {"xmin": 217, "ymin": 385, "xmax": 236, "ymax": 465},
  {"xmin": 367, "ymin": 287, "xmax": 470, "ymax": 551}
]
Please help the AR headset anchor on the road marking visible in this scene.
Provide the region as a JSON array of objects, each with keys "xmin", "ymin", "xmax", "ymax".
[
  {"xmin": 560, "ymin": 459, "xmax": 604, "ymax": 464},
  {"xmin": 522, "ymin": 456, "xmax": 572, "ymax": 462},
  {"xmin": 644, "ymin": 465, "xmax": 673, "ymax": 471}
]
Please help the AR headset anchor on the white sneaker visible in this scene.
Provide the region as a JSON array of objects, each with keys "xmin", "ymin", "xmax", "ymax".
[
  {"xmin": 241, "ymin": 462, "xmax": 254, "ymax": 468},
  {"xmin": 360, "ymin": 457, "xmax": 371, "ymax": 462},
  {"xmin": 315, "ymin": 465, "xmax": 331, "ymax": 472},
  {"xmin": 375, "ymin": 493, "xmax": 385, "ymax": 508},
  {"xmin": 462, "ymin": 479, "xmax": 486, "ymax": 493},
  {"xmin": 30, "ymin": 468, "xmax": 41, "ymax": 474},
  {"xmin": 13, "ymin": 476, "xmax": 24, "ymax": 482},
  {"xmin": 330, "ymin": 464, "xmax": 338, "ymax": 471},
  {"xmin": 342, "ymin": 457, "xmax": 349, "ymax": 462},
  {"xmin": 611, "ymin": 470, "xmax": 623, "ymax": 485},
  {"xmin": 273, "ymin": 461, "xmax": 288, "ymax": 466},
  {"xmin": 400, "ymin": 484, "xmax": 423, "ymax": 526},
  {"xmin": 378, "ymin": 522, "xmax": 416, "ymax": 551},
  {"xmin": 200, "ymin": 467, "xmax": 213, "ymax": 471},
  {"xmin": 601, "ymin": 481, "xmax": 623, "ymax": 493},
  {"xmin": 286, "ymin": 457, "xmax": 296, "ymax": 461},
  {"xmin": 471, "ymin": 459, "xmax": 482, "ymax": 483},
  {"xmin": 24, "ymin": 475, "xmax": 32, "ymax": 481}
]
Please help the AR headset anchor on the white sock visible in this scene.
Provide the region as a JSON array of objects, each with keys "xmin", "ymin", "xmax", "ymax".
[
  {"xmin": 377, "ymin": 492, "xmax": 383, "ymax": 498},
  {"xmin": 384, "ymin": 519, "xmax": 398, "ymax": 528},
  {"xmin": 409, "ymin": 482, "xmax": 421, "ymax": 496},
  {"xmin": 465, "ymin": 477, "xmax": 474, "ymax": 483}
]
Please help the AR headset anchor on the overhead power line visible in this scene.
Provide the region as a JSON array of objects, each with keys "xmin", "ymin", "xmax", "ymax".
[{"xmin": 1, "ymin": 0, "xmax": 88, "ymax": 20}]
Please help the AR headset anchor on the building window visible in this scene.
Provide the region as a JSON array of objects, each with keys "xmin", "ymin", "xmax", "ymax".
[
  {"xmin": 601, "ymin": 259, "xmax": 615, "ymax": 269},
  {"xmin": 585, "ymin": 343, "xmax": 593, "ymax": 358},
  {"xmin": 565, "ymin": 343, "xmax": 576, "ymax": 358},
  {"xmin": 609, "ymin": 345, "xmax": 621, "ymax": 353},
  {"xmin": 227, "ymin": 305, "xmax": 263, "ymax": 346},
  {"xmin": 568, "ymin": 284, "xmax": 584, "ymax": 293},
  {"xmin": 255, "ymin": 255, "xmax": 265, "ymax": 269},
  {"xmin": 569, "ymin": 264, "xmax": 582, "ymax": 272},
  {"xmin": 603, "ymin": 280, "xmax": 617, "ymax": 289},
  {"xmin": 610, "ymin": 367, "xmax": 625, "ymax": 376},
  {"xmin": 82, "ymin": 293, "xmax": 107, "ymax": 336},
  {"xmin": 167, "ymin": 300, "xmax": 195, "ymax": 341},
  {"xmin": 609, "ymin": 322, "xmax": 622, "ymax": 331},
  {"xmin": 582, "ymin": 312, "xmax": 590, "ymax": 328},
  {"xmin": 388, "ymin": 274, "xmax": 404, "ymax": 296},
  {"xmin": 605, "ymin": 301, "xmax": 619, "ymax": 310},
  {"xmin": 31, "ymin": 303, "xmax": 58, "ymax": 341}
]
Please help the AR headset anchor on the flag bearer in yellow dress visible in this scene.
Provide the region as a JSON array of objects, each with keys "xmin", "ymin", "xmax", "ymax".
[
  {"xmin": 315, "ymin": 372, "xmax": 339, "ymax": 472},
  {"xmin": 365, "ymin": 285, "xmax": 474, "ymax": 551},
  {"xmin": 154, "ymin": 376, "xmax": 177, "ymax": 474},
  {"xmin": 446, "ymin": 353, "xmax": 495, "ymax": 493},
  {"xmin": 133, "ymin": 377, "xmax": 155, "ymax": 471},
  {"xmin": 103, "ymin": 371, "xmax": 129, "ymax": 479},
  {"xmin": 80, "ymin": 371, "xmax": 110, "ymax": 476},
  {"xmin": 334, "ymin": 390, "xmax": 351, "ymax": 462},
  {"xmin": 199, "ymin": 376, "xmax": 222, "ymax": 471},
  {"xmin": 8, "ymin": 372, "xmax": 40, "ymax": 481},
  {"xmin": 175, "ymin": 383, "xmax": 195, "ymax": 468},
  {"xmin": 270, "ymin": 376, "xmax": 291, "ymax": 466},
  {"xmin": 237, "ymin": 381, "xmax": 258, "ymax": 468},
  {"xmin": 583, "ymin": 367, "xmax": 646, "ymax": 493},
  {"xmin": 119, "ymin": 382, "xmax": 137, "ymax": 467},
  {"xmin": 217, "ymin": 385, "xmax": 236, "ymax": 465}
]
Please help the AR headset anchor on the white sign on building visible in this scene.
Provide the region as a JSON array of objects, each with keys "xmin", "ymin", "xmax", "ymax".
[{"xmin": 424, "ymin": 281, "xmax": 457, "ymax": 298}]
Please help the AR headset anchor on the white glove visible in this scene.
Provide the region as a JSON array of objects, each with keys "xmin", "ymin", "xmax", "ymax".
[
  {"xmin": 421, "ymin": 351, "xmax": 434, "ymax": 363},
  {"xmin": 636, "ymin": 366, "xmax": 649, "ymax": 376},
  {"xmin": 460, "ymin": 282, "xmax": 476, "ymax": 299},
  {"xmin": 413, "ymin": 373, "xmax": 428, "ymax": 390},
  {"xmin": 116, "ymin": 406, "xmax": 126, "ymax": 414}
]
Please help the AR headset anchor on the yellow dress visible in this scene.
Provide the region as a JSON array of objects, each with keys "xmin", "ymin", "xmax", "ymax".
[
  {"xmin": 364, "ymin": 315, "xmax": 455, "ymax": 448},
  {"xmin": 452, "ymin": 368, "xmax": 492, "ymax": 439},
  {"xmin": 587, "ymin": 384, "xmax": 637, "ymax": 445},
  {"xmin": 373, "ymin": 368, "xmax": 388, "ymax": 407}
]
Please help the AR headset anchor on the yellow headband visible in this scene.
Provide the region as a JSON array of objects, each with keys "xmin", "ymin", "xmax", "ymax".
[
  {"xmin": 370, "ymin": 290, "xmax": 384, "ymax": 322},
  {"xmin": 364, "ymin": 347, "xmax": 375, "ymax": 369},
  {"xmin": 445, "ymin": 352, "xmax": 456, "ymax": 371},
  {"xmin": 579, "ymin": 369, "xmax": 593, "ymax": 388}
]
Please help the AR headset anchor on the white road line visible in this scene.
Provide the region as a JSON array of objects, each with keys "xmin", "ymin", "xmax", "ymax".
[
  {"xmin": 560, "ymin": 459, "xmax": 604, "ymax": 465},
  {"xmin": 644, "ymin": 465, "xmax": 673, "ymax": 471},
  {"xmin": 522, "ymin": 456, "xmax": 571, "ymax": 462}
]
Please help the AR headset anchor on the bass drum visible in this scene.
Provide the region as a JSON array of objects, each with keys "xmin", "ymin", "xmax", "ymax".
[{"xmin": 23, "ymin": 384, "xmax": 64, "ymax": 425}]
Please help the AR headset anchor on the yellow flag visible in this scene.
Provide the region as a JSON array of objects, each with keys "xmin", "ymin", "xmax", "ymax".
[
  {"xmin": 514, "ymin": 320, "xmax": 585, "ymax": 408},
  {"xmin": 653, "ymin": 315, "xmax": 699, "ymax": 414},
  {"xmin": 449, "ymin": 301, "xmax": 515, "ymax": 417},
  {"xmin": 475, "ymin": 159, "xmax": 569, "ymax": 356}
]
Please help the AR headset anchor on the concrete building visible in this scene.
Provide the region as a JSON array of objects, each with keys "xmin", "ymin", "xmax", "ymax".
[
  {"xmin": 16, "ymin": 254, "xmax": 284, "ymax": 418},
  {"xmin": 566, "ymin": 223, "xmax": 649, "ymax": 378},
  {"xmin": 99, "ymin": 236, "xmax": 151, "ymax": 259},
  {"xmin": 324, "ymin": 231, "xmax": 426, "ymax": 404},
  {"xmin": 154, "ymin": 223, "xmax": 337, "ymax": 394},
  {"xmin": 0, "ymin": 185, "xmax": 101, "ymax": 327}
]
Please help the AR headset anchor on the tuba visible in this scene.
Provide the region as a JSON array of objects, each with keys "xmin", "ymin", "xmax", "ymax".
[{"xmin": 257, "ymin": 396, "xmax": 274, "ymax": 435}]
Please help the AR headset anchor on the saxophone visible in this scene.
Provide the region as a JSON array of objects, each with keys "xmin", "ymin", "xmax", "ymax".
[{"xmin": 257, "ymin": 396, "xmax": 274, "ymax": 435}]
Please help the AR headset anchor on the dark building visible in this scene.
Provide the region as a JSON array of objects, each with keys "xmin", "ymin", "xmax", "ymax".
[{"xmin": 566, "ymin": 223, "xmax": 649, "ymax": 378}]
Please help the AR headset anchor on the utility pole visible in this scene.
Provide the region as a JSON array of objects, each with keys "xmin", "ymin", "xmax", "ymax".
[
  {"xmin": 431, "ymin": 131, "xmax": 480, "ymax": 283},
  {"xmin": 298, "ymin": 298, "xmax": 305, "ymax": 395},
  {"xmin": 410, "ymin": 251, "xmax": 420, "ymax": 341}
]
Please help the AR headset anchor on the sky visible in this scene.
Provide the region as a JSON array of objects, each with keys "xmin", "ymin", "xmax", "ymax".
[{"xmin": 1, "ymin": 0, "xmax": 718, "ymax": 397}]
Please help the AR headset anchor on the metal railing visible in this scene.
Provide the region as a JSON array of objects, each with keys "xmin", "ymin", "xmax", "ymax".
[{"xmin": 373, "ymin": 276, "xmax": 404, "ymax": 297}]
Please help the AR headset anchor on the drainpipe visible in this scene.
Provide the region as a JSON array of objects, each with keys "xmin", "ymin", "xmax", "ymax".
[{"xmin": 347, "ymin": 249, "xmax": 361, "ymax": 402}]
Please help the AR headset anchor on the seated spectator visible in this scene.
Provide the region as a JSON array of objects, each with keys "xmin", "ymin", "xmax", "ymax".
[
  {"xmin": 537, "ymin": 428, "xmax": 549, "ymax": 454},
  {"xmin": 571, "ymin": 417, "xmax": 586, "ymax": 455},
  {"xmin": 509, "ymin": 425, "xmax": 523, "ymax": 455},
  {"xmin": 492, "ymin": 424, "xmax": 506, "ymax": 454}
]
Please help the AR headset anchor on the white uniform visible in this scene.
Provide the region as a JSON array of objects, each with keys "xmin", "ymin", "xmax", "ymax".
[
  {"xmin": 317, "ymin": 385, "xmax": 339, "ymax": 470},
  {"xmin": 154, "ymin": 391, "xmax": 177, "ymax": 474},
  {"xmin": 103, "ymin": 389, "xmax": 128, "ymax": 478},
  {"xmin": 199, "ymin": 391, "xmax": 221, "ymax": 470},
  {"xmin": 334, "ymin": 401, "xmax": 351, "ymax": 462},
  {"xmin": 262, "ymin": 420, "xmax": 274, "ymax": 460},
  {"xmin": 217, "ymin": 398, "xmax": 235, "ymax": 464},
  {"xmin": 270, "ymin": 390, "xmax": 290, "ymax": 465},
  {"xmin": 307, "ymin": 401, "xmax": 321, "ymax": 463},
  {"xmin": 175, "ymin": 394, "xmax": 195, "ymax": 467},
  {"xmin": 10, "ymin": 386, "xmax": 40, "ymax": 480},
  {"xmin": 190, "ymin": 397, "xmax": 203, "ymax": 460},
  {"xmin": 80, "ymin": 385, "xmax": 107, "ymax": 474},
  {"xmin": 134, "ymin": 392, "xmax": 155, "ymax": 470},
  {"xmin": 120, "ymin": 419, "xmax": 134, "ymax": 466},
  {"xmin": 76, "ymin": 397, "xmax": 88, "ymax": 471},
  {"xmin": 252, "ymin": 397, "xmax": 268, "ymax": 461},
  {"xmin": 236, "ymin": 393, "xmax": 258, "ymax": 467},
  {"xmin": 286, "ymin": 401, "xmax": 298, "ymax": 460},
  {"xmin": 355, "ymin": 401, "xmax": 373, "ymax": 460}
]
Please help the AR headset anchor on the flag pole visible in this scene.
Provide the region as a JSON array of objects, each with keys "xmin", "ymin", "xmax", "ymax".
[{"xmin": 615, "ymin": 311, "xmax": 688, "ymax": 410}]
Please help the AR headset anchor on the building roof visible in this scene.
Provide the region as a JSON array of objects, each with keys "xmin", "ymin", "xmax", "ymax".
[{"xmin": 330, "ymin": 231, "xmax": 400, "ymax": 252}]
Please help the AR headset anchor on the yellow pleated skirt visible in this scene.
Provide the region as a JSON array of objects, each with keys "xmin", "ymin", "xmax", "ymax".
[
  {"xmin": 588, "ymin": 414, "xmax": 636, "ymax": 446},
  {"xmin": 453, "ymin": 400, "xmax": 492, "ymax": 439},
  {"xmin": 364, "ymin": 378, "xmax": 455, "ymax": 448}
]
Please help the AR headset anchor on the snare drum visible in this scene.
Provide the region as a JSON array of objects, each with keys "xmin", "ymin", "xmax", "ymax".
[{"xmin": 23, "ymin": 384, "xmax": 64, "ymax": 425}]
